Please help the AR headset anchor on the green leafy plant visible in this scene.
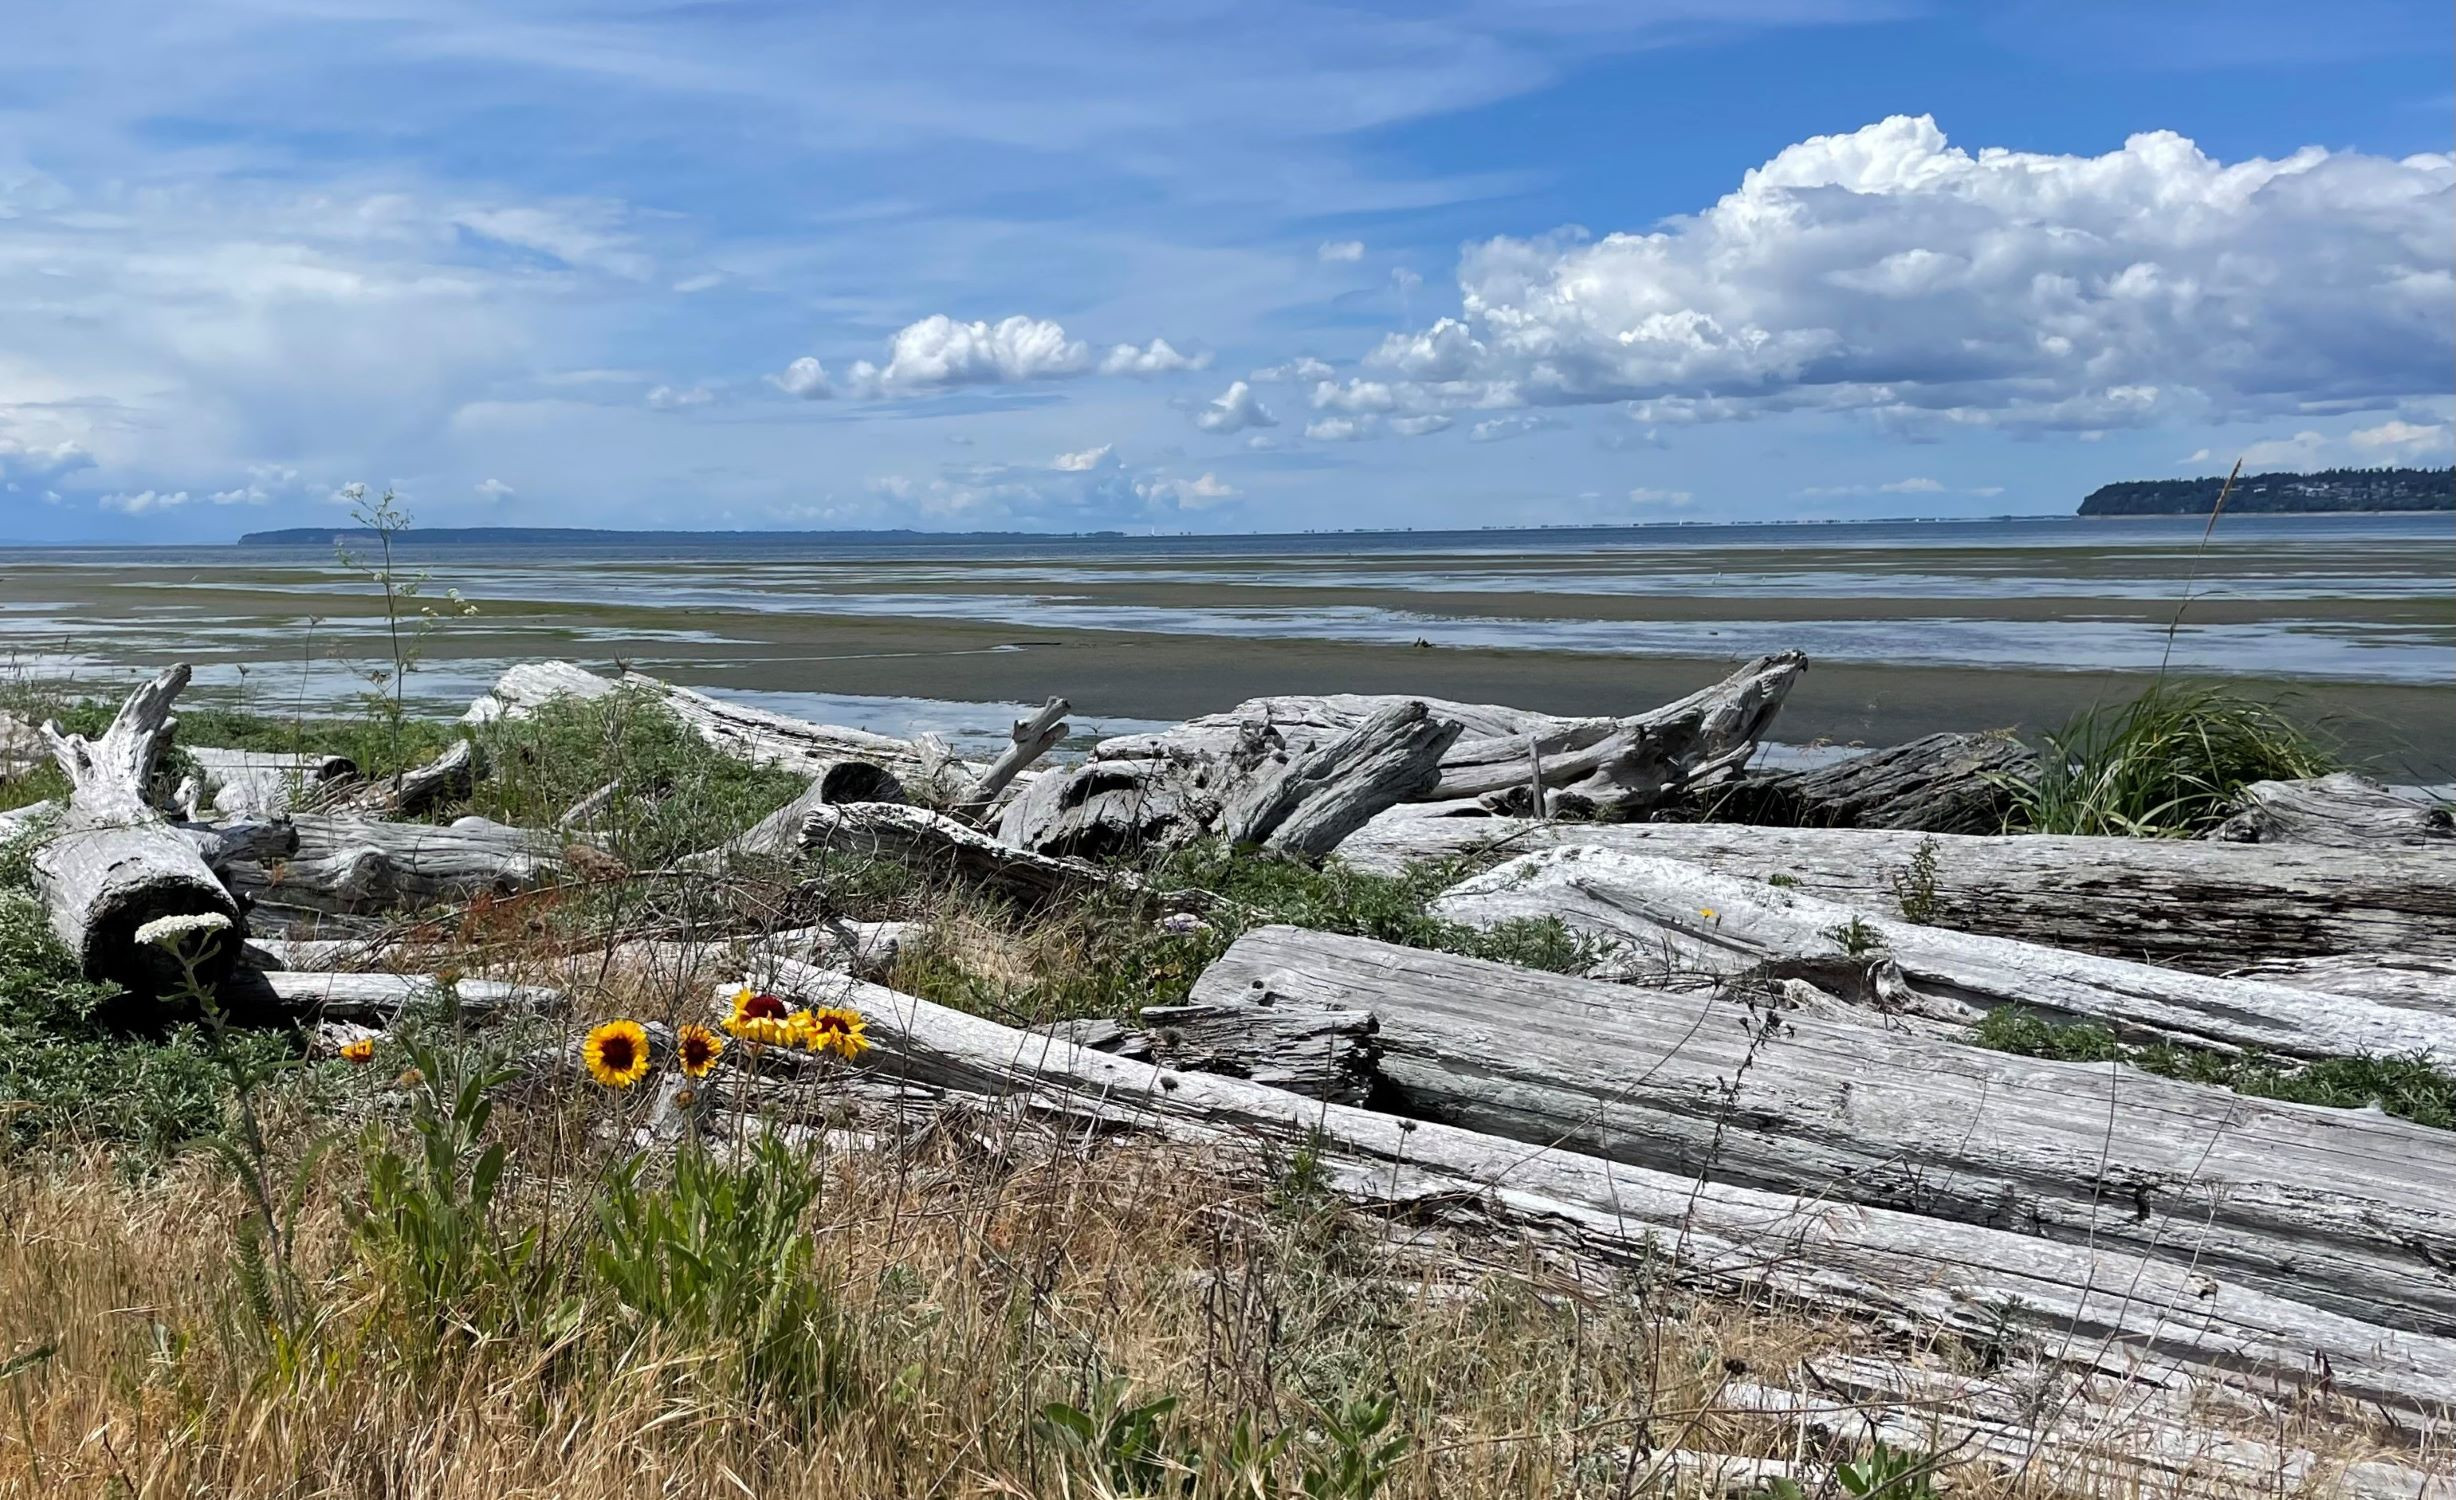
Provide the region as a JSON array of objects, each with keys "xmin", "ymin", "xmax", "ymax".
[
  {"xmin": 1835, "ymin": 1440, "xmax": 1941, "ymax": 1498},
  {"xmin": 1889, "ymin": 837, "xmax": 1941, "ymax": 924},
  {"xmin": 2005, "ymin": 681, "xmax": 2335, "ymax": 837},
  {"xmin": 1035, "ymin": 1376, "xmax": 1186, "ymax": 1494},
  {"xmin": 591, "ymin": 1130, "xmax": 855, "ymax": 1416},
  {"xmin": 1296, "ymin": 1392, "xmax": 1410, "ymax": 1499},
  {"xmin": 353, "ymin": 1017, "xmax": 538, "ymax": 1343},
  {"xmin": 1824, "ymin": 915, "xmax": 1882, "ymax": 959}
]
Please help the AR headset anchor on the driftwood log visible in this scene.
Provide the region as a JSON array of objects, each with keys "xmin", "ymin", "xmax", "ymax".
[
  {"xmin": 999, "ymin": 657, "xmax": 1806, "ymax": 858},
  {"xmin": 1190, "ymin": 924, "xmax": 2456, "ymax": 1334},
  {"xmin": 2224, "ymin": 953, "xmax": 2456, "ymax": 1016},
  {"xmin": 955, "ymin": 696, "xmax": 1068, "ymax": 819},
  {"xmin": 1429, "ymin": 651, "xmax": 1805, "ymax": 815},
  {"xmin": 687, "ymin": 760, "xmax": 908, "ymax": 868},
  {"xmin": 1432, "ymin": 845, "xmax": 2456, "ymax": 1060},
  {"xmin": 759, "ymin": 959, "xmax": 2456, "ymax": 1416},
  {"xmin": 306, "ymin": 738, "xmax": 480, "ymax": 818},
  {"xmin": 1336, "ymin": 812, "xmax": 2456, "ymax": 971},
  {"xmin": 28, "ymin": 666, "xmax": 244, "ymax": 991},
  {"xmin": 1699, "ymin": 732, "xmax": 2031, "ymax": 833},
  {"xmin": 995, "ymin": 755, "xmax": 1228, "ymax": 859},
  {"xmin": 222, "ymin": 967, "xmax": 565, "ymax": 1022},
  {"xmin": 798, "ymin": 801, "xmax": 1163, "ymax": 909},
  {"xmin": 2213, "ymin": 772, "xmax": 2455, "ymax": 848},
  {"xmin": 464, "ymin": 661, "xmax": 976, "ymax": 787},
  {"xmin": 1217, "ymin": 699, "xmax": 1460, "ymax": 857},
  {"xmin": 185, "ymin": 747, "xmax": 357, "ymax": 818},
  {"xmin": 221, "ymin": 814, "xmax": 563, "ymax": 920}
]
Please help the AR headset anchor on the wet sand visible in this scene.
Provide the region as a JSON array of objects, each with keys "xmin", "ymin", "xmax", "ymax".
[{"xmin": 3, "ymin": 519, "xmax": 2449, "ymax": 780}]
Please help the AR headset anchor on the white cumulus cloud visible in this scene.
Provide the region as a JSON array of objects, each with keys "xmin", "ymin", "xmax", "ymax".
[
  {"xmin": 847, "ymin": 314, "xmax": 1091, "ymax": 395},
  {"xmin": 646, "ymin": 384, "xmax": 714, "ymax": 410},
  {"xmin": 1311, "ymin": 116, "xmax": 2453, "ymax": 434},
  {"xmin": 1100, "ymin": 338, "xmax": 1210, "ymax": 376},
  {"xmin": 1318, "ymin": 240, "xmax": 1366, "ymax": 263},
  {"xmin": 772, "ymin": 357, "xmax": 833, "ymax": 400},
  {"xmin": 475, "ymin": 477, "xmax": 516, "ymax": 500},
  {"xmin": 1052, "ymin": 444, "xmax": 1116, "ymax": 471},
  {"xmin": 1253, "ymin": 356, "xmax": 1335, "ymax": 383},
  {"xmin": 1193, "ymin": 380, "xmax": 1277, "ymax": 434}
]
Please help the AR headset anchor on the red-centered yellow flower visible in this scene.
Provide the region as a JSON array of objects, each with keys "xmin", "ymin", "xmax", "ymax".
[
  {"xmin": 676, "ymin": 1024, "xmax": 725, "ymax": 1078},
  {"xmin": 583, "ymin": 1020, "xmax": 651, "ymax": 1088},
  {"xmin": 339, "ymin": 1037, "xmax": 376, "ymax": 1066},
  {"xmin": 800, "ymin": 1005, "xmax": 870, "ymax": 1061},
  {"xmin": 724, "ymin": 987, "xmax": 792, "ymax": 1039}
]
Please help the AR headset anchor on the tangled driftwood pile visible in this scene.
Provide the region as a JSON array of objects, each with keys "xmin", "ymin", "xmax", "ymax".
[{"xmin": 10, "ymin": 656, "xmax": 2456, "ymax": 1493}]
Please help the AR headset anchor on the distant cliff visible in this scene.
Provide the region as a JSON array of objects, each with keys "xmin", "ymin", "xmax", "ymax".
[{"xmin": 2079, "ymin": 466, "xmax": 2452, "ymax": 517}]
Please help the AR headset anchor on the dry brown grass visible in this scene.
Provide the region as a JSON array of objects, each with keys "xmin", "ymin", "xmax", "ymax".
[{"xmin": 2, "ymin": 1085, "xmax": 2433, "ymax": 1500}]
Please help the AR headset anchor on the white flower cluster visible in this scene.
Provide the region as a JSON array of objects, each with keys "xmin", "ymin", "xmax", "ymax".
[{"xmin": 134, "ymin": 911, "xmax": 233, "ymax": 951}]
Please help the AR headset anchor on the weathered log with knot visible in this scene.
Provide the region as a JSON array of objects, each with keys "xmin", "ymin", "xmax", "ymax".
[{"xmin": 28, "ymin": 665, "xmax": 245, "ymax": 991}]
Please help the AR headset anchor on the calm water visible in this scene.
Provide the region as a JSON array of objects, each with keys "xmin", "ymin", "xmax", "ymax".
[{"xmin": 2, "ymin": 513, "xmax": 2449, "ymax": 759}]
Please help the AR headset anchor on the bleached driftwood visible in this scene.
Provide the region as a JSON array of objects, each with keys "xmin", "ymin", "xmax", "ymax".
[
  {"xmin": 688, "ymin": 760, "xmax": 908, "ymax": 869},
  {"xmin": 1133, "ymin": 990, "xmax": 1381, "ymax": 1106},
  {"xmin": 1726, "ymin": 1356, "xmax": 2450, "ymax": 1500},
  {"xmin": 223, "ymin": 967, "xmax": 564, "ymax": 1022},
  {"xmin": 185, "ymin": 746, "xmax": 358, "ymax": 818},
  {"xmin": 1191, "ymin": 924, "xmax": 2456, "ymax": 1334},
  {"xmin": 798, "ymin": 802, "xmax": 1178, "ymax": 909},
  {"xmin": 1432, "ymin": 846, "xmax": 2456, "ymax": 1060},
  {"xmin": 460, "ymin": 660, "xmax": 613, "ymax": 722},
  {"xmin": 463, "ymin": 660, "xmax": 977, "ymax": 786},
  {"xmin": 1217, "ymin": 699, "xmax": 1460, "ymax": 857},
  {"xmin": 955, "ymin": 697, "xmax": 1068, "ymax": 819},
  {"xmin": 995, "ymin": 755, "xmax": 1227, "ymax": 859},
  {"xmin": 0, "ymin": 709, "xmax": 44, "ymax": 781},
  {"xmin": 1702, "ymin": 732, "xmax": 2031, "ymax": 834},
  {"xmin": 1430, "ymin": 651, "xmax": 1806, "ymax": 816},
  {"xmin": 1335, "ymin": 813, "xmax": 2456, "ymax": 971},
  {"xmin": 761, "ymin": 959, "xmax": 2456, "ymax": 1415},
  {"xmin": 220, "ymin": 814, "xmax": 563, "ymax": 918},
  {"xmin": 2213, "ymin": 772, "xmax": 2455, "ymax": 848},
  {"xmin": 1093, "ymin": 654, "xmax": 1806, "ymax": 821},
  {"xmin": 556, "ymin": 778, "xmax": 624, "ymax": 830},
  {"xmin": 306, "ymin": 738, "xmax": 479, "ymax": 818},
  {"xmin": 2224, "ymin": 953, "xmax": 2456, "ymax": 1017},
  {"xmin": 28, "ymin": 666, "xmax": 245, "ymax": 990}
]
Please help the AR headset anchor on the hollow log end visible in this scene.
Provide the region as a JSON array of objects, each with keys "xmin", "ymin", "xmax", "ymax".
[{"xmin": 66, "ymin": 868, "xmax": 245, "ymax": 995}]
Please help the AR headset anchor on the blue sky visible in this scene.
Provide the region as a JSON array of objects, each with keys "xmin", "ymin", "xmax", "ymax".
[{"xmin": 2, "ymin": 0, "xmax": 2449, "ymax": 540}]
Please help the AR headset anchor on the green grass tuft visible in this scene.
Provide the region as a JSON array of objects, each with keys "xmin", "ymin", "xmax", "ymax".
[
  {"xmin": 1969, "ymin": 1008, "xmax": 2454, "ymax": 1130},
  {"xmin": 2004, "ymin": 680, "xmax": 2337, "ymax": 838}
]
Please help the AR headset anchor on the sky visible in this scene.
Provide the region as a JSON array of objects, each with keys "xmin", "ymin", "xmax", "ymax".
[{"xmin": 2, "ymin": 0, "xmax": 2451, "ymax": 541}]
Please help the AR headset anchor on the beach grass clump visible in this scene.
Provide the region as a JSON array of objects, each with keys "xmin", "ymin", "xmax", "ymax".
[
  {"xmin": 461, "ymin": 684, "xmax": 809, "ymax": 867},
  {"xmin": 1968, "ymin": 1008, "xmax": 2455, "ymax": 1131},
  {"xmin": 2006, "ymin": 680, "xmax": 2337, "ymax": 837}
]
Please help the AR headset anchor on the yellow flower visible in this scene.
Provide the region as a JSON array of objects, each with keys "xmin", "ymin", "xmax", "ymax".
[
  {"xmin": 676, "ymin": 1024, "xmax": 725, "ymax": 1078},
  {"xmin": 799, "ymin": 1005, "xmax": 870, "ymax": 1061},
  {"xmin": 339, "ymin": 1037, "xmax": 376, "ymax": 1066},
  {"xmin": 583, "ymin": 1020, "xmax": 651, "ymax": 1088},
  {"xmin": 724, "ymin": 987, "xmax": 793, "ymax": 1039},
  {"xmin": 1700, "ymin": 907, "xmax": 1719, "ymax": 921},
  {"xmin": 735, "ymin": 1015, "xmax": 798, "ymax": 1048}
]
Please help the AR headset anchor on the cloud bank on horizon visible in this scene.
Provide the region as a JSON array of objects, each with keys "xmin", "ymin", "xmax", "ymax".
[{"xmin": 1, "ymin": 0, "xmax": 2448, "ymax": 540}]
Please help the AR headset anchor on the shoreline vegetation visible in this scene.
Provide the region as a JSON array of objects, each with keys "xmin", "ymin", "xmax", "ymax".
[
  {"xmin": 5, "ymin": 602, "xmax": 2455, "ymax": 1494},
  {"xmin": 2077, "ymin": 465, "xmax": 2453, "ymax": 517}
]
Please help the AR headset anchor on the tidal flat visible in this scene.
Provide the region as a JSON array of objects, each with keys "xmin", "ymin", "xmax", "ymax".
[{"xmin": 3, "ymin": 513, "xmax": 2449, "ymax": 777}]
